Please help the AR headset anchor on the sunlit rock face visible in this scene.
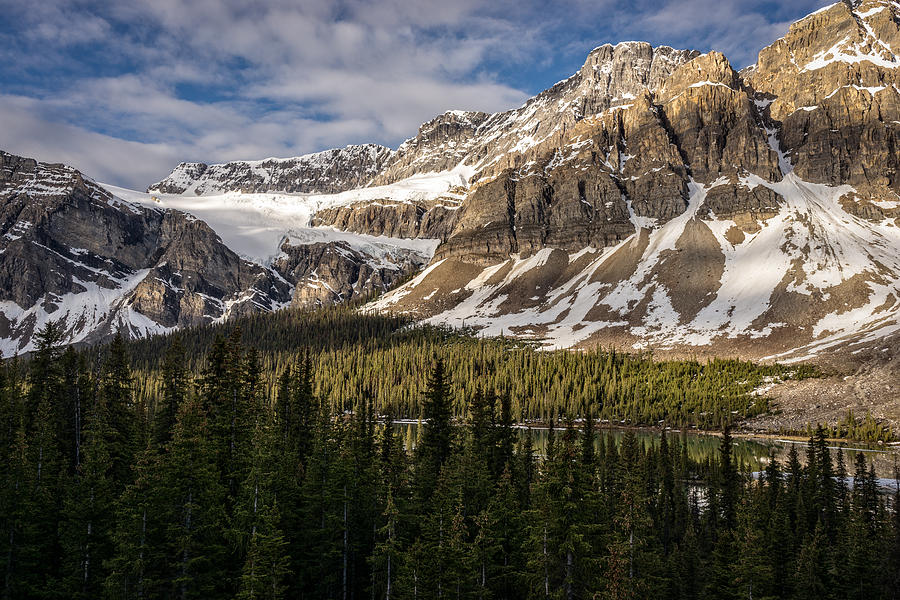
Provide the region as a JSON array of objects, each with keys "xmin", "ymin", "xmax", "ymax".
[{"xmin": 7, "ymin": 2, "xmax": 900, "ymax": 363}]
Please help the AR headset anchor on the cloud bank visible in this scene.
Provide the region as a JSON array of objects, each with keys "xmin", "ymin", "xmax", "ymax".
[{"xmin": 0, "ymin": 0, "xmax": 829, "ymax": 188}]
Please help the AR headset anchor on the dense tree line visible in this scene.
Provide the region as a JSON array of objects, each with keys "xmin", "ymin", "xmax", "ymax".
[
  {"xmin": 802, "ymin": 410, "xmax": 895, "ymax": 443},
  {"xmin": 121, "ymin": 306, "xmax": 814, "ymax": 430},
  {"xmin": 0, "ymin": 320, "xmax": 898, "ymax": 599}
]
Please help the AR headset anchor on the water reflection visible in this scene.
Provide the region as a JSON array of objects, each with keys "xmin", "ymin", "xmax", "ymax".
[{"xmin": 393, "ymin": 422, "xmax": 900, "ymax": 479}]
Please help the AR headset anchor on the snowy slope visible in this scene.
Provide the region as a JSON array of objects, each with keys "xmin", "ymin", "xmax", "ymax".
[
  {"xmin": 106, "ymin": 167, "xmax": 469, "ymax": 266},
  {"xmin": 371, "ymin": 173, "xmax": 900, "ymax": 361}
]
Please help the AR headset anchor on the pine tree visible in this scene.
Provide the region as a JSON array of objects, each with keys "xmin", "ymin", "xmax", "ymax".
[
  {"xmin": 733, "ymin": 491, "xmax": 774, "ymax": 600},
  {"xmin": 445, "ymin": 495, "xmax": 473, "ymax": 600},
  {"xmin": 493, "ymin": 392, "xmax": 515, "ymax": 479},
  {"xmin": 59, "ymin": 347, "xmax": 89, "ymax": 474},
  {"xmin": 886, "ymin": 485, "xmax": 900, "ymax": 598},
  {"xmin": 483, "ymin": 465, "xmax": 524, "ymax": 599},
  {"xmin": 58, "ymin": 395, "xmax": 116, "ymax": 599},
  {"xmin": 15, "ymin": 396, "xmax": 64, "ymax": 597},
  {"xmin": 233, "ymin": 416, "xmax": 291, "ymax": 599},
  {"xmin": 371, "ymin": 490, "xmax": 401, "ymax": 600},
  {"xmin": 793, "ymin": 521, "xmax": 828, "ymax": 600},
  {"xmin": 415, "ymin": 358, "xmax": 453, "ymax": 504},
  {"xmin": 580, "ymin": 404, "xmax": 596, "ymax": 470},
  {"xmin": 0, "ymin": 422, "xmax": 30, "ymax": 599},
  {"xmin": 396, "ymin": 538, "xmax": 426, "ymax": 600},
  {"xmin": 101, "ymin": 333, "xmax": 139, "ymax": 487},
  {"xmin": 200, "ymin": 331, "xmax": 250, "ymax": 502},
  {"xmin": 296, "ymin": 406, "xmax": 344, "ymax": 598},
  {"xmin": 603, "ymin": 430, "xmax": 656, "ymax": 600},
  {"xmin": 153, "ymin": 337, "xmax": 188, "ymax": 449},
  {"xmin": 106, "ymin": 446, "xmax": 163, "ymax": 599},
  {"xmin": 718, "ymin": 427, "xmax": 739, "ymax": 533},
  {"xmin": 25, "ymin": 321, "xmax": 65, "ymax": 425},
  {"xmin": 236, "ymin": 500, "xmax": 290, "ymax": 600},
  {"xmin": 160, "ymin": 395, "xmax": 227, "ymax": 599}
]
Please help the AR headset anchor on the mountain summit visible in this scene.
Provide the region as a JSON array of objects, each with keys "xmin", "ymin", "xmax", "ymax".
[{"xmin": 3, "ymin": 2, "xmax": 900, "ymax": 364}]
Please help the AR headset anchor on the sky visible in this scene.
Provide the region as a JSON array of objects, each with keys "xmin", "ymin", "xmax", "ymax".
[{"xmin": 0, "ymin": 0, "xmax": 831, "ymax": 189}]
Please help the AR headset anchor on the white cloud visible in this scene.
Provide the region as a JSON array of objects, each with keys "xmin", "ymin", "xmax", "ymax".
[
  {"xmin": 0, "ymin": 95, "xmax": 180, "ymax": 188},
  {"xmin": 0, "ymin": 0, "xmax": 831, "ymax": 188}
]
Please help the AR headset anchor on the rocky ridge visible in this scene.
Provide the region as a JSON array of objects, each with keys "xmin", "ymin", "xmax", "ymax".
[
  {"xmin": 148, "ymin": 144, "xmax": 394, "ymax": 195},
  {"xmin": 372, "ymin": 42, "xmax": 701, "ymax": 186},
  {"xmin": 0, "ymin": 151, "xmax": 424, "ymax": 355},
  {"xmin": 7, "ymin": 0, "xmax": 900, "ymax": 369}
]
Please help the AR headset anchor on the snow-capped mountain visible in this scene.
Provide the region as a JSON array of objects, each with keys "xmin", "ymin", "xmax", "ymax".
[
  {"xmin": 4, "ymin": 0, "xmax": 900, "ymax": 363},
  {"xmin": 369, "ymin": 0, "xmax": 900, "ymax": 362},
  {"xmin": 149, "ymin": 144, "xmax": 394, "ymax": 196},
  {"xmin": 0, "ymin": 152, "xmax": 440, "ymax": 355},
  {"xmin": 0, "ymin": 151, "xmax": 297, "ymax": 355}
]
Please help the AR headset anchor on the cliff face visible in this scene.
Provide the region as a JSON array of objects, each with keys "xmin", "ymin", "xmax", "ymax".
[
  {"xmin": 7, "ymin": 2, "xmax": 900, "ymax": 362},
  {"xmin": 0, "ymin": 151, "xmax": 294, "ymax": 354},
  {"xmin": 421, "ymin": 50, "xmax": 780, "ymax": 265}
]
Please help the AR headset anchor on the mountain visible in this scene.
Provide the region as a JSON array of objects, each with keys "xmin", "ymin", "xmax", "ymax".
[
  {"xmin": 0, "ymin": 151, "xmax": 430, "ymax": 355},
  {"xmin": 148, "ymin": 144, "xmax": 394, "ymax": 195},
  {"xmin": 369, "ymin": 1, "xmax": 900, "ymax": 364},
  {"xmin": 4, "ymin": 0, "xmax": 900, "ymax": 366},
  {"xmin": 0, "ymin": 151, "xmax": 295, "ymax": 354}
]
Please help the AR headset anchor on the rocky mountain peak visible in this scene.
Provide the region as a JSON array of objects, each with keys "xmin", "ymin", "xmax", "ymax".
[
  {"xmin": 374, "ymin": 42, "xmax": 700, "ymax": 186},
  {"xmin": 657, "ymin": 51, "xmax": 741, "ymax": 101},
  {"xmin": 416, "ymin": 110, "xmax": 491, "ymax": 135},
  {"xmin": 579, "ymin": 42, "xmax": 701, "ymax": 98},
  {"xmin": 148, "ymin": 144, "xmax": 394, "ymax": 196}
]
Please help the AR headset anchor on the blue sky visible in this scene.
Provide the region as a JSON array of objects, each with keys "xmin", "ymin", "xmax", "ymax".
[{"xmin": 0, "ymin": 0, "xmax": 829, "ymax": 189}]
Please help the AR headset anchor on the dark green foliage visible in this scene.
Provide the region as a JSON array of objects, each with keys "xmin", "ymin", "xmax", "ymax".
[
  {"xmin": 58, "ymin": 392, "xmax": 116, "ymax": 599},
  {"xmin": 0, "ymin": 309, "xmax": 895, "ymax": 600},
  {"xmin": 120, "ymin": 305, "xmax": 816, "ymax": 430}
]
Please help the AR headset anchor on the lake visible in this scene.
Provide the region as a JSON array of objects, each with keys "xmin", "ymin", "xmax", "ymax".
[{"xmin": 393, "ymin": 421, "xmax": 900, "ymax": 480}]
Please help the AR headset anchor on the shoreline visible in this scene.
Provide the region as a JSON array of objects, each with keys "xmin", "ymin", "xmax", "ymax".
[{"xmin": 389, "ymin": 418, "xmax": 899, "ymax": 450}]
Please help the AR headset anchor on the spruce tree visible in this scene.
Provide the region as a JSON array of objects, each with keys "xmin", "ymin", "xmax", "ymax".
[
  {"xmin": 159, "ymin": 395, "xmax": 227, "ymax": 599},
  {"xmin": 153, "ymin": 337, "xmax": 188, "ymax": 449},
  {"xmin": 371, "ymin": 490, "xmax": 401, "ymax": 600},
  {"xmin": 58, "ymin": 394, "xmax": 116, "ymax": 599},
  {"xmin": 101, "ymin": 333, "xmax": 138, "ymax": 487},
  {"xmin": 233, "ymin": 416, "xmax": 291, "ymax": 598},
  {"xmin": 106, "ymin": 446, "xmax": 164, "ymax": 599},
  {"xmin": 415, "ymin": 357, "xmax": 453, "ymax": 504}
]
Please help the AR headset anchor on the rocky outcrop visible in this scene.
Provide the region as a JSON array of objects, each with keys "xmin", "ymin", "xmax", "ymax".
[
  {"xmin": 273, "ymin": 239, "xmax": 428, "ymax": 308},
  {"xmin": 0, "ymin": 151, "xmax": 293, "ymax": 354},
  {"xmin": 311, "ymin": 199, "xmax": 460, "ymax": 240},
  {"xmin": 149, "ymin": 144, "xmax": 394, "ymax": 195},
  {"xmin": 654, "ymin": 52, "xmax": 781, "ymax": 183}
]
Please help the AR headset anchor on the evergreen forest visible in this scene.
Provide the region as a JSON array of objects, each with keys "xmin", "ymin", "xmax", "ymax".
[{"xmin": 0, "ymin": 311, "xmax": 898, "ymax": 599}]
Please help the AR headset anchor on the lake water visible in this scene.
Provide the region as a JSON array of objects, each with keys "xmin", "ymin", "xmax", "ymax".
[{"xmin": 394, "ymin": 422, "xmax": 900, "ymax": 480}]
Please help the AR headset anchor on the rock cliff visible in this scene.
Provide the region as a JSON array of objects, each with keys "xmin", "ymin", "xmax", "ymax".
[{"xmin": 8, "ymin": 2, "xmax": 900, "ymax": 363}]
